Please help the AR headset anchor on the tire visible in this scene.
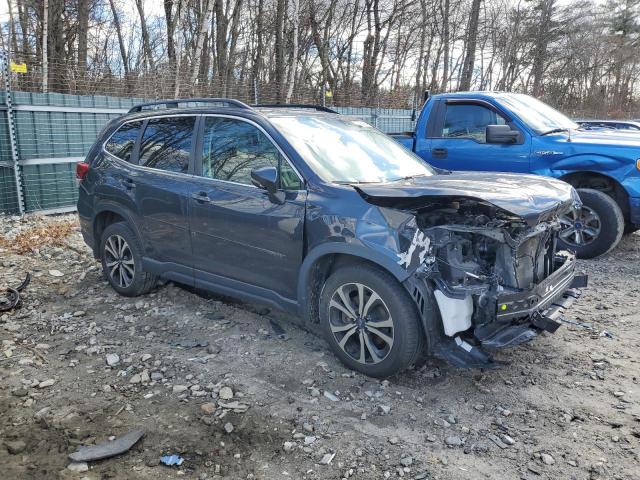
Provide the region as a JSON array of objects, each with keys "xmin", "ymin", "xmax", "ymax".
[
  {"xmin": 319, "ymin": 264, "xmax": 424, "ymax": 378},
  {"xmin": 557, "ymin": 188, "xmax": 624, "ymax": 259},
  {"xmin": 99, "ymin": 222, "xmax": 157, "ymax": 297}
]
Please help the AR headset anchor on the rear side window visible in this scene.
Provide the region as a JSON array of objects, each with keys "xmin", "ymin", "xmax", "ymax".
[
  {"xmin": 139, "ymin": 117, "xmax": 195, "ymax": 173},
  {"xmin": 105, "ymin": 121, "xmax": 143, "ymax": 162}
]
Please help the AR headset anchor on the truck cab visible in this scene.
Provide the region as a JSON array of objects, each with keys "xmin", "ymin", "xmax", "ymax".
[{"xmin": 394, "ymin": 92, "xmax": 640, "ymax": 258}]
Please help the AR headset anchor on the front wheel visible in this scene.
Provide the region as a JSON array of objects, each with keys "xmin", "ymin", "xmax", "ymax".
[
  {"xmin": 557, "ymin": 188, "xmax": 624, "ymax": 259},
  {"xmin": 319, "ymin": 264, "xmax": 424, "ymax": 378}
]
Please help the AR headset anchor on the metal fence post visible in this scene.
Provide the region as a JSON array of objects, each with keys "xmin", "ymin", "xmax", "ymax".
[{"xmin": 1, "ymin": 51, "xmax": 25, "ymax": 215}]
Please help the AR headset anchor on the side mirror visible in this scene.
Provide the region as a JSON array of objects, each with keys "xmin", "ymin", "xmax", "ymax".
[
  {"xmin": 251, "ymin": 166, "xmax": 278, "ymax": 193},
  {"xmin": 486, "ymin": 124, "xmax": 519, "ymax": 144}
]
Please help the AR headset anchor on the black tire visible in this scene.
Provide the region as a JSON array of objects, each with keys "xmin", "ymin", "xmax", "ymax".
[
  {"xmin": 557, "ymin": 188, "xmax": 624, "ymax": 259},
  {"xmin": 319, "ymin": 264, "xmax": 424, "ymax": 378},
  {"xmin": 99, "ymin": 222, "xmax": 157, "ymax": 297}
]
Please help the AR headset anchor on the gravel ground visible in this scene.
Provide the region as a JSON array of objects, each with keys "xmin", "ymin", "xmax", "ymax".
[{"xmin": 1, "ymin": 213, "xmax": 639, "ymax": 480}]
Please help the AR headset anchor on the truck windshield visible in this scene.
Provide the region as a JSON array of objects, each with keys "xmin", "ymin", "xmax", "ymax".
[
  {"xmin": 270, "ymin": 115, "xmax": 435, "ymax": 183},
  {"xmin": 498, "ymin": 94, "xmax": 578, "ymax": 135}
]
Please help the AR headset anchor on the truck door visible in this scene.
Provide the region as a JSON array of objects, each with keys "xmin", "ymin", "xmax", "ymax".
[{"xmin": 428, "ymin": 100, "xmax": 530, "ymax": 173}]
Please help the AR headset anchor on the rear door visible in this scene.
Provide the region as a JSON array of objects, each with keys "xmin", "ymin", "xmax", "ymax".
[
  {"xmin": 131, "ymin": 115, "xmax": 198, "ymax": 282},
  {"xmin": 189, "ymin": 115, "xmax": 306, "ymax": 300},
  {"xmin": 428, "ymin": 101, "xmax": 531, "ymax": 172}
]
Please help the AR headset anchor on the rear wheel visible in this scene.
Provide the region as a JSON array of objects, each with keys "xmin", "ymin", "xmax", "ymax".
[
  {"xmin": 557, "ymin": 188, "xmax": 624, "ymax": 259},
  {"xmin": 319, "ymin": 264, "xmax": 423, "ymax": 378},
  {"xmin": 100, "ymin": 222, "xmax": 157, "ymax": 297}
]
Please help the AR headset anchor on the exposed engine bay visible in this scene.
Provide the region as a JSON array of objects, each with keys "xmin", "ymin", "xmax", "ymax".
[{"xmin": 377, "ymin": 195, "xmax": 587, "ymax": 368}]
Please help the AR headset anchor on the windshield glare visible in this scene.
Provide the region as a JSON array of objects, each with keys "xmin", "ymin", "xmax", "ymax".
[
  {"xmin": 498, "ymin": 94, "xmax": 578, "ymax": 134},
  {"xmin": 270, "ymin": 115, "xmax": 435, "ymax": 183}
]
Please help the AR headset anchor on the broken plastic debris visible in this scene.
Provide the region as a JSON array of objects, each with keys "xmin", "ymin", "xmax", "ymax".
[
  {"xmin": 68, "ymin": 428, "xmax": 144, "ymax": 462},
  {"xmin": 160, "ymin": 454, "xmax": 184, "ymax": 466},
  {"xmin": 600, "ymin": 330, "xmax": 614, "ymax": 338}
]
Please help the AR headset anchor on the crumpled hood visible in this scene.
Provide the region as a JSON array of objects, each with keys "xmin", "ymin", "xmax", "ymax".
[
  {"xmin": 569, "ymin": 129, "xmax": 640, "ymax": 147},
  {"xmin": 354, "ymin": 171, "xmax": 579, "ymax": 226}
]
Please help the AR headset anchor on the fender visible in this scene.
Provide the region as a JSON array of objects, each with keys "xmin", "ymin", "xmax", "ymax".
[
  {"xmin": 296, "ymin": 241, "xmax": 413, "ymax": 317},
  {"xmin": 534, "ymin": 154, "xmax": 628, "ymax": 177}
]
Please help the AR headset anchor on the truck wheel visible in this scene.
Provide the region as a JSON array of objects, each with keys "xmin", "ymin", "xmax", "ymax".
[
  {"xmin": 100, "ymin": 222, "xmax": 158, "ymax": 297},
  {"xmin": 558, "ymin": 188, "xmax": 624, "ymax": 259},
  {"xmin": 319, "ymin": 264, "xmax": 424, "ymax": 378}
]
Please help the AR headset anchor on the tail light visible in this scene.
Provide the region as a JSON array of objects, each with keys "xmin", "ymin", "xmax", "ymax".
[{"xmin": 76, "ymin": 162, "xmax": 89, "ymax": 180}]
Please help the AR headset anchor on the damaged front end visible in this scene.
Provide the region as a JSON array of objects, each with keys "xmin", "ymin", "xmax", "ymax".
[{"xmin": 362, "ymin": 187, "xmax": 588, "ymax": 369}]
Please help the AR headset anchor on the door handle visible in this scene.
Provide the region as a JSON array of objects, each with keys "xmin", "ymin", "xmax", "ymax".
[
  {"xmin": 432, "ymin": 148, "xmax": 448, "ymax": 159},
  {"xmin": 191, "ymin": 191, "xmax": 211, "ymax": 203}
]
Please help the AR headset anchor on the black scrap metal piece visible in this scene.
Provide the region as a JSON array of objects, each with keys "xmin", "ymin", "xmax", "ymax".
[{"xmin": 0, "ymin": 272, "xmax": 31, "ymax": 312}]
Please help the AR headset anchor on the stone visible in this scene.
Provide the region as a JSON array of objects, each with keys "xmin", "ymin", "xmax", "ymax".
[
  {"xmin": 67, "ymin": 462, "xmax": 89, "ymax": 472},
  {"xmin": 501, "ymin": 434, "xmax": 516, "ymax": 446},
  {"xmin": 304, "ymin": 436, "xmax": 317, "ymax": 445},
  {"xmin": 378, "ymin": 405, "xmax": 391, "ymax": 415},
  {"xmin": 140, "ymin": 370, "xmax": 150, "ymax": 383},
  {"xmin": 106, "ymin": 354, "xmax": 120, "ymax": 366},
  {"xmin": 141, "ymin": 353, "xmax": 152, "ymax": 362},
  {"xmin": 129, "ymin": 374, "xmax": 142, "ymax": 384},
  {"xmin": 283, "ymin": 441, "xmax": 295, "ymax": 452},
  {"xmin": 49, "ymin": 270, "xmax": 64, "ymax": 277},
  {"xmin": 38, "ymin": 379, "xmax": 55, "ymax": 388},
  {"xmin": 445, "ymin": 436, "xmax": 463, "ymax": 447},
  {"xmin": 173, "ymin": 385, "xmax": 188, "ymax": 394},
  {"xmin": 151, "ymin": 372, "xmax": 163, "ymax": 381},
  {"xmin": 5, "ymin": 440, "xmax": 26, "ymax": 454},
  {"xmin": 400, "ymin": 457, "xmax": 413, "ymax": 467},
  {"xmin": 541, "ymin": 453, "xmax": 555, "ymax": 465},
  {"xmin": 219, "ymin": 386, "xmax": 233, "ymax": 400},
  {"xmin": 224, "ymin": 422, "xmax": 234, "ymax": 433},
  {"xmin": 388, "ymin": 436, "xmax": 399, "ymax": 445},
  {"xmin": 201, "ymin": 403, "xmax": 216, "ymax": 415},
  {"xmin": 323, "ymin": 390, "xmax": 339, "ymax": 402},
  {"xmin": 309, "ymin": 387, "xmax": 320, "ymax": 397},
  {"xmin": 320, "ymin": 452, "xmax": 336, "ymax": 465}
]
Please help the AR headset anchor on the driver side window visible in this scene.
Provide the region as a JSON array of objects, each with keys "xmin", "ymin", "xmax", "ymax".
[
  {"xmin": 441, "ymin": 104, "xmax": 506, "ymax": 143},
  {"xmin": 201, "ymin": 117, "xmax": 302, "ymax": 190}
]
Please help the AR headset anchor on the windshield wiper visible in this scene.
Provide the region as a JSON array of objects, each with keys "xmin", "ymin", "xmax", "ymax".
[{"xmin": 540, "ymin": 128, "xmax": 571, "ymax": 136}]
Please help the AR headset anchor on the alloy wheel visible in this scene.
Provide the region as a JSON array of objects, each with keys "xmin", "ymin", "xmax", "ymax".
[
  {"xmin": 328, "ymin": 282, "xmax": 394, "ymax": 365},
  {"xmin": 559, "ymin": 205, "xmax": 601, "ymax": 246},
  {"xmin": 104, "ymin": 234, "xmax": 135, "ymax": 288}
]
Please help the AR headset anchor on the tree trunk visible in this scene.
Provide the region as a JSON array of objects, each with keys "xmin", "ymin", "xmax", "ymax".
[
  {"xmin": 285, "ymin": 0, "xmax": 299, "ymax": 103},
  {"xmin": 135, "ymin": 0, "xmax": 155, "ymax": 72},
  {"xmin": 189, "ymin": 0, "xmax": 214, "ymax": 90},
  {"xmin": 531, "ymin": 0, "xmax": 555, "ymax": 97},
  {"xmin": 459, "ymin": 0, "xmax": 482, "ymax": 91},
  {"xmin": 441, "ymin": 0, "xmax": 450, "ymax": 92},
  {"xmin": 108, "ymin": 0, "xmax": 130, "ymax": 79},
  {"xmin": 274, "ymin": 0, "xmax": 286, "ymax": 101}
]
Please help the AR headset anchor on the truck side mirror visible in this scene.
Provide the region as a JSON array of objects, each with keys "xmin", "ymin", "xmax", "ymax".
[{"xmin": 486, "ymin": 125, "xmax": 519, "ymax": 144}]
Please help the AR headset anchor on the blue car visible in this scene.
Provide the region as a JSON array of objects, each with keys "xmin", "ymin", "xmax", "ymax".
[
  {"xmin": 393, "ymin": 92, "xmax": 640, "ymax": 258},
  {"xmin": 77, "ymin": 99, "xmax": 585, "ymax": 376}
]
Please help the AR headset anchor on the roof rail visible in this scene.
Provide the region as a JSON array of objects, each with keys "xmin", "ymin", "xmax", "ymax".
[
  {"xmin": 128, "ymin": 98, "xmax": 252, "ymax": 113},
  {"xmin": 253, "ymin": 103, "xmax": 339, "ymax": 114}
]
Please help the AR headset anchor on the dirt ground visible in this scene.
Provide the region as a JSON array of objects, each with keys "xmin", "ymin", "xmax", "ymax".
[{"xmin": 1, "ymin": 213, "xmax": 638, "ymax": 480}]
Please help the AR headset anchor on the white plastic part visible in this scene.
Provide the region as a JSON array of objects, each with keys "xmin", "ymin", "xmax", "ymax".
[{"xmin": 434, "ymin": 290, "xmax": 473, "ymax": 337}]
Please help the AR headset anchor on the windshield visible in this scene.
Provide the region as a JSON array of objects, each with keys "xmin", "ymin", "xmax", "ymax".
[
  {"xmin": 269, "ymin": 114, "xmax": 435, "ymax": 183},
  {"xmin": 498, "ymin": 93, "xmax": 578, "ymax": 134}
]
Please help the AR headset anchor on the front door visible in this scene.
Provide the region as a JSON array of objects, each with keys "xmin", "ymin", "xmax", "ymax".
[
  {"xmin": 428, "ymin": 101, "xmax": 531, "ymax": 172},
  {"xmin": 189, "ymin": 116, "xmax": 306, "ymax": 300}
]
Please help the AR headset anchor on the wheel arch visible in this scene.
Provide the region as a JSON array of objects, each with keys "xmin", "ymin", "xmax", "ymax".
[
  {"xmin": 559, "ymin": 171, "xmax": 630, "ymax": 221},
  {"xmin": 92, "ymin": 202, "xmax": 144, "ymax": 255},
  {"xmin": 297, "ymin": 243, "xmax": 411, "ymax": 325}
]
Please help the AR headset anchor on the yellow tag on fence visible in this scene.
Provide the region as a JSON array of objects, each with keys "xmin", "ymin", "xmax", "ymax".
[{"xmin": 10, "ymin": 62, "xmax": 27, "ymax": 74}]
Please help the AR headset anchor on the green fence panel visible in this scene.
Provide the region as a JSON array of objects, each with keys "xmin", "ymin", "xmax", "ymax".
[
  {"xmin": 21, "ymin": 162, "xmax": 77, "ymax": 212},
  {"xmin": 0, "ymin": 165, "xmax": 19, "ymax": 213}
]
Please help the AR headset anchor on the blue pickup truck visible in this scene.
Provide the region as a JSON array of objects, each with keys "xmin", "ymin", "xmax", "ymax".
[{"xmin": 392, "ymin": 92, "xmax": 640, "ymax": 258}]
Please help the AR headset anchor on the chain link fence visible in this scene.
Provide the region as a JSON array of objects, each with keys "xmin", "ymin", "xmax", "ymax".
[{"xmin": 0, "ymin": 53, "xmax": 419, "ymax": 215}]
